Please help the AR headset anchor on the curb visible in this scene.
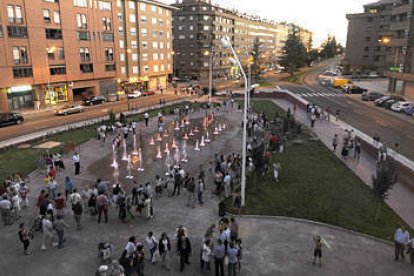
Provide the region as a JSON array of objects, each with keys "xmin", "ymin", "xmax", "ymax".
[
  {"xmin": 227, "ymin": 213, "xmax": 393, "ymax": 246},
  {"xmin": 0, "ymin": 99, "xmax": 190, "ymax": 150}
]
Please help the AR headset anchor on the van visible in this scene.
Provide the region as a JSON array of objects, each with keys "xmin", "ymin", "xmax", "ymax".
[{"xmin": 332, "ymin": 78, "xmax": 349, "ymax": 88}]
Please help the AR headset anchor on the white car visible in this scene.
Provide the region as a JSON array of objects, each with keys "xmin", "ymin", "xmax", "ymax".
[
  {"xmin": 127, "ymin": 91, "xmax": 142, "ymax": 99},
  {"xmin": 55, "ymin": 104, "xmax": 84, "ymax": 116},
  {"xmin": 391, "ymin": 102, "xmax": 413, "ymax": 112}
]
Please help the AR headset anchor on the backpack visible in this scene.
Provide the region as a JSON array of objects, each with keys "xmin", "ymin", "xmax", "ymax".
[{"xmin": 72, "ymin": 202, "xmax": 83, "ymax": 215}]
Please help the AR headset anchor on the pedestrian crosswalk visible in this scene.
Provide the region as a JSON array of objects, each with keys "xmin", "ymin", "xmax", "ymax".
[{"xmin": 298, "ymin": 92, "xmax": 344, "ymax": 98}]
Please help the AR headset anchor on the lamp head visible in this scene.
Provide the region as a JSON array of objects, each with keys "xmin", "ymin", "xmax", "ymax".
[
  {"xmin": 221, "ymin": 36, "xmax": 231, "ymax": 49},
  {"xmin": 228, "ymin": 57, "xmax": 237, "ymax": 66}
]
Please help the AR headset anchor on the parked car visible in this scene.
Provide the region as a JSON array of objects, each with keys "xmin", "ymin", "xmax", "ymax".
[
  {"xmin": 391, "ymin": 102, "xmax": 413, "ymax": 112},
  {"xmin": 374, "ymin": 95, "xmax": 405, "ymax": 107},
  {"xmin": 0, "ymin": 112, "xmax": 24, "ymax": 127},
  {"xmin": 141, "ymin": 90, "xmax": 156, "ymax": 96},
  {"xmin": 127, "ymin": 91, "xmax": 142, "ymax": 99},
  {"xmin": 84, "ymin": 95, "xmax": 107, "ymax": 106},
  {"xmin": 361, "ymin": 92, "xmax": 384, "ymax": 101},
  {"xmin": 403, "ymin": 105, "xmax": 414, "ymax": 116},
  {"xmin": 343, "ymin": 85, "xmax": 367, "ymax": 94},
  {"xmin": 55, "ymin": 104, "xmax": 84, "ymax": 116}
]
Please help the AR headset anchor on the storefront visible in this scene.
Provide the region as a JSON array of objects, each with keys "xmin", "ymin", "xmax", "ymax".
[
  {"xmin": 44, "ymin": 85, "xmax": 68, "ymax": 105},
  {"xmin": 7, "ymin": 85, "xmax": 34, "ymax": 110}
]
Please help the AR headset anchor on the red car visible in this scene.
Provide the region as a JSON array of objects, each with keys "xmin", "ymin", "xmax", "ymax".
[{"xmin": 142, "ymin": 90, "xmax": 156, "ymax": 96}]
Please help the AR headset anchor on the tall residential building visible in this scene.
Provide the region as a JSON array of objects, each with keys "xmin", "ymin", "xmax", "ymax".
[
  {"xmin": 0, "ymin": 0, "xmax": 175, "ymax": 112},
  {"xmin": 344, "ymin": 0, "xmax": 414, "ymax": 99},
  {"xmin": 115, "ymin": 0, "xmax": 175, "ymax": 92},
  {"xmin": 171, "ymin": 0, "xmax": 307, "ymax": 83}
]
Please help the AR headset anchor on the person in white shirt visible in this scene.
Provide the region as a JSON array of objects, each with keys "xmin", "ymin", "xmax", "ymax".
[
  {"xmin": 201, "ymin": 239, "xmax": 213, "ymax": 273},
  {"xmin": 125, "ymin": 236, "xmax": 137, "ymax": 258},
  {"xmin": 70, "ymin": 189, "xmax": 82, "ymax": 206},
  {"xmin": 11, "ymin": 194, "xmax": 21, "ymax": 219},
  {"xmin": 144, "ymin": 113, "xmax": 149, "ymax": 127},
  {"xmin": 223, "ymin": 174, "xmax": 232, "ymax": 198},
  {"xmin": 41, "ymin": 216, "xmax": 54, "ymax": 250},
  {"xmin": 394, "ymin": 226, "xmax": 410, "ymax": 261},
  {"xmin": 145, "ymin": 231, "xmax": 158, "ymax": 264},
  {"xmin": 73, "ymin": 152, "xmax": 80, "ymax": 175}
]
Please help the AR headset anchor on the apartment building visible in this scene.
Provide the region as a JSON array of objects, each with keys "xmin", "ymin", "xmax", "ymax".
[
  {"xmin": 0, "ymin": 0, "xmax": 175, "ymax": 112},
  {"xmin": 0, "ymin": 0, "xmax": 118, "ymax": 112},
  {"xmin": 344, "ymin": 0, "xmax": 414, "ymax": 99},
  {"xmin": 115, "ymin": 0, "xmax": 175, "ymax": 92},
  {"xmin": 172, "ymin": 0, "xmax": 306, "ymax": 83}
]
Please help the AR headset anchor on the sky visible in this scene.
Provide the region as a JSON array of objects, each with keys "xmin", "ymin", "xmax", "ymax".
[{"xmin": 160, "ymin": 0, "xmax": 375, "ymax": 47}]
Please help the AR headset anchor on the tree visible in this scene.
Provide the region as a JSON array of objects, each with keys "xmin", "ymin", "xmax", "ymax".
[
  {"xmin": 372, "ymin": 161, "xmax": 397, "ymax": 222},
  {"xmin": 279, "ymin": 30, "xmax": 308, "ymax": 75},
  {"xmin": 319, "ymin": 35, "xmax": 342, "ymax": 59},
  {"xmin": 251, "ymin": 37, "xmax": 262, "ymax": 81}
]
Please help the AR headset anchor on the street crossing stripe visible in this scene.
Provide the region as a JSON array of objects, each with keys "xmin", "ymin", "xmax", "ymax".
[{"xmin": 299, "ymin": 93, "xmax": 345, "ymax": 98}]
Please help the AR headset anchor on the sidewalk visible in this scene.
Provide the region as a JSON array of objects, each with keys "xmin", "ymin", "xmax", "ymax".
[{"xmin": 273, "ymin": 98, "xmax": 414, "ymax": 229}]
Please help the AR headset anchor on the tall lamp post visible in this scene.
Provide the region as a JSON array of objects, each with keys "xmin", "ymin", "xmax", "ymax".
[
  {"xmin": 204, "ymin": 47, "xmax": 214, "ymax": 111},
  {"xmin": 221, "ymin": 36, "xmax": 248, "ymax": 207}
]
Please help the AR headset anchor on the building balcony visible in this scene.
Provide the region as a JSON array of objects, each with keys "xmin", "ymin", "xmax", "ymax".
[
  {"xmin": 392, "ymin": 3, "xmax": 412, "ymax": 15},
  {"xmin": 389, "ymin": 38, "xmax": 409, "ymax": 47},
  {"xmin": 389, "ymin": 21, "xmax": 410, "ymax": 31}
]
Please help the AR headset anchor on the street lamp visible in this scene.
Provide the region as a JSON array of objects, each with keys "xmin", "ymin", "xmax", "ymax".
[
  {"xmin": 204, "ymin": 47, "xmax": 214, "ymax": 110},
  {"xmin": 221, "ymin": 36, "xmax": 248, "ymax": 207},
  {"xmin": 379, "ymin": 37, "xmax": 399, "ymax": 94}
]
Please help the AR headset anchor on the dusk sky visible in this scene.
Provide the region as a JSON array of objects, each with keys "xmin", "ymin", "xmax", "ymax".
[{"xmin": 161, "ymin": 0, "xmax": 375, "ymax": 47}]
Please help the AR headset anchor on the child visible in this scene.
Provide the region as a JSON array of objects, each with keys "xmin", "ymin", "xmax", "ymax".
[{"xmin": 313, "ymin": 235, "xmax": 322, "ymax": 266}]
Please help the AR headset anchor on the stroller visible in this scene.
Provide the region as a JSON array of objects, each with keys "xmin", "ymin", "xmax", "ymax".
[{"xmin": 98, "ymin": 242, "xmax": 114, "ymax": 265}]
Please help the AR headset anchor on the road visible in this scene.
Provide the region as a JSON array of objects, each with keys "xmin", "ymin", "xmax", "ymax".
[
  {"xmin": 279, "ymin": 66, "xmax": 414, "ymax": 161},
  {"xmin": 0, "ymin": 94, "xmax": 184, "ymax": 142}
]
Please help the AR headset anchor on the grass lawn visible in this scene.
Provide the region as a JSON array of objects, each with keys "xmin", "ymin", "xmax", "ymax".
[
  {"xmin": 0, "ymin": 101, "xmax": 193, "ymax": 183},
  {"xmin": 226, "ymin": 101, "xmax": 411, "ymax": 241}
]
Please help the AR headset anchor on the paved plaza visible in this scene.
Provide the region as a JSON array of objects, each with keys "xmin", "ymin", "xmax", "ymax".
[{"xmin": 0, "ymin": 105, "xmax": 413, "ymax": 275}]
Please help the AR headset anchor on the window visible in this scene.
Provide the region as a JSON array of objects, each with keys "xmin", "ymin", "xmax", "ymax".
[
  {"xmin": 99, "ymin": 1, "xmax": 112, "ymax": 11},
  {"xmin": 131, "ymin": 40, "xmax": 137, "ymax": 48},
  {"xmin": 105, "ymin": 64, "xmax": 116, "ymax": 72},
  {"xmin": 142, "ymin": 53, "xmax": 148, "ymax": 61},
  {"xmin": 43, "ymin": 9, "xmax": 51, "ymax": 23},
  {"xmin": 132, "ymin": 66, "xmax": 139, "ymax": 74},
  {"xmin": 77, "ymin": 14, "xmax": 87, "ymax": 29},
  {"xmin": 53, "ymin": 11, "xmax": 61, "ymax": 24},
  {"xmin": 152, "ymin": 18, "xmax": 157, "ymax": 25},
  {"xmin": 102, "ymin": 17, "xmax": 112, "ymax": 31},
  {"xmin": 117, "ymin": 0, "xmax": 122, "ymax": 7},
  {"xmin": 77, "ymin": 31, "xmax": 90, "ymax": 40},
  {"xmin": 152, "ymin": 30, "xmax": 157, "ymax": 37},
  {"xmin": 159, "ymin": 19, "xmax": 164, "ymax": 26},
  {"xmin": 50, "ymin": 66, "xmax": 66, "ymax": 75},
  {"xmin": 161, "ymin": 64, "xmax": 165, "ymax": 71},
  {"xmin": 120, "ymin": 53, "xmax": 125, "ymax": 61},
  {"xmin": 57, "ymin": 48, "xmax": 65, "ymax": 59},
  {"xmin": 153, "ymin": 53, "xmax": 158, "ymax": 60},
  {"xmin": 73, "ymin": 0, "xmax": 87, "ymax": 7},
  {"xmin": 130, "ymin": 27, "xmax": 137, "ymax": 36},
  {"xmin": 179, "ymin": 35, "xmax": 185, "ymax": 40},
  {"xmin": 47, "ymin": 48, "xmax": 55, "ymax": 60},
  {"xmin": 12, "ymin": 46, "xmax": 28, "ymax": 64},
  {"xmin": 105, "ymin": 47, "xmax": 113, "ymax": 62},
  {"xmin": 7, "ymin": 5, "xmax": 23, "ymax": 24},
  {"xmin": 152, "ymin": 41, "xmax": 158, "ymax": 49},
  {"xmin": 128, "ymin": 1, "xmax": 135, "ymax": 9},
  {"xmin": 0, "ymin": 26, "xmax": 3, "ymax": 38},
  {"xmin": 80, "ymin": 47, "xmax": 90, "ymax": 62},
  {"xmin": 121, "ymin": 66, "xmax": 126, "ymax": 74},
  {"xmin": 154, "ymin": 65, "xmax": 159, "ymax": 72},
  {"xmin": 80, "ymin": 64, "xmax": 93, "ymax": 73},
  {"xmin": 160, "ymin": 42, "xmax": 164, "ymax": 49},
  {"xmin": 13, "ymin": 67, "xmax": 33, "ymax": 78},
  {"xmin": 142, "ymin": 41, "xmax": 148, "ymax": 49},
  {"xmin": 132, "ymin": 53, "xmax": 138, "ymax": 61},
  {"xmin": 7, "ymin": 26, "xmax": 28, "ymax": 38},
  {"xmin": 140, "ymin": 3, "xmax": 146, "ymax": 11},
  {"xmin": 160, "ymin": 53, "xmax": 164, "ymax": 60},
  {"xmin": 117, "ymin": 13, "xmax": 123, "ymax": 21},
  {"xmin": 129, "ymin": 14, "xmax": 136, "ymax": 23},
  {"xmin": 141, "ymin": 16, "xmax": 147, "ymax": 23},
  {"xmin": 143, "ymin": 66, "xmax": 149, "ymax": 73},
  {"xmin": 141, "ymin": 28, "xmax": 147, "ymax": 36},
  {"xmin": 45, "ymin": 28, "xmax": 62, "ymax": 39},
  {"xmin": 151, "ymin": 5, "xmax": 157, "ymax": 12},
  {"xmin": 118, "ymin": 27, "xmax": 124, "ymax": 35},
  {"xmin": 119, "ymin": 40, "xmax": 124, "ymax": 48}
]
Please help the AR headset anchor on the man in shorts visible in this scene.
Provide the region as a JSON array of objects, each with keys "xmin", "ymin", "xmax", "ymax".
[{"xmin": 313, "ymin": 235, "xmax": 322, "ymax": 266}]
